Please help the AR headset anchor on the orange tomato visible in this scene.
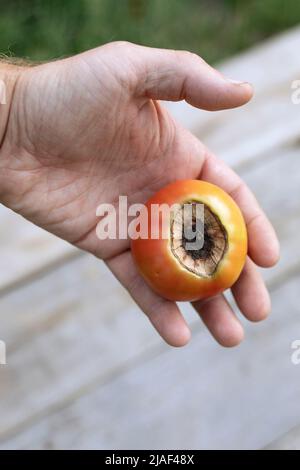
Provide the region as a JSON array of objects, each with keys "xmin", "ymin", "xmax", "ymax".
[{"xmin": 131, "ymin": 180, "xmax": 247, "ymax": 301}]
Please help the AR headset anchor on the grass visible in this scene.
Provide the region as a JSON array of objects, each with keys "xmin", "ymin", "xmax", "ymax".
[{"xmin": 0, "ymin": 0, "xmax": 299, "ymax": 63}]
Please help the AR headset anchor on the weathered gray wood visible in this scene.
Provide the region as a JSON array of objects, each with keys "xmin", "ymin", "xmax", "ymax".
[
  {"xmin": 0, "ymin": 255, "xmax": 154, "ymax": 438},
  {"xmin": 165, "ymin": 26, "xmax": 300, "ymax": 168},
  {"xmin": 0, "ymin": 205, "xmax": 77, "ymax": 293},
  {"xmin": 1, "ymin": 271, "xmax": 300, "ymax": 450},
  {"xmin": 238, "ymin": 145, "xmax": 300, "ymax": 285}
]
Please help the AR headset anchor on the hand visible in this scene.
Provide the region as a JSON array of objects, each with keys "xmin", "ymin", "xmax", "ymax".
[{"xmin": 0, "ymin": 42, "xmax": 279, "ymax": 347}]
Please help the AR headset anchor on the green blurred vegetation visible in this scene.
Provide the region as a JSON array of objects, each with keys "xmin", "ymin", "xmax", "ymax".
[{"xmin": 0, "ymin": 0, "xmax": 299, "ymax": 63}]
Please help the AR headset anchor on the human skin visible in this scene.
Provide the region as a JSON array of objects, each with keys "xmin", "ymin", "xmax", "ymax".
[{"xmin": 0, "ymin": 42, "xmax": 279, "ymax": 347}]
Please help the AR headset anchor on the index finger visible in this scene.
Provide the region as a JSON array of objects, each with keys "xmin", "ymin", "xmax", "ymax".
[{"xmin": 200, "ymin": 151, "xmax": 280, "ymax": 267}]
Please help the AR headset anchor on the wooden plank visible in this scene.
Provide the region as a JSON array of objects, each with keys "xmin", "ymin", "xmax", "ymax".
[
  {"xmin": 0, "ymin": 254, "xmax": 167, "ymax": 441},
  {"xmin": 164, "ymin": 26, "xmax": 300, "ymax": 168},
  {"xmin": 0, "ymin": 205, "xmax": 77, "ymax": 292},
  {"xmin": 167, "ymin": 87, "xmax": 300, "ymax": 169},
  {"xmin": 0, "ymin": 143, "xmax": 299, "ymax": 446},
  {"xmin": 196, "ymin": 92, "xmax": 300, "ymax": 169},
  {"xmin": 238, "ymin": 145, "xmax": 300, "ymax": 285},
  {"xmin": 166, "ymin": 25, "xmax": 300, "ymax": 127},
  {"xmin": 1, "ymin": 270, "xmax": 300, "ymax": 450}
]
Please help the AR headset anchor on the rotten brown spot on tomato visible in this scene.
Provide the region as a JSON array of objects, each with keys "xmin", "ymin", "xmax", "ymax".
[{"xmin": 170, "ymin": 201, "xmax": 228, "ymax": 277}]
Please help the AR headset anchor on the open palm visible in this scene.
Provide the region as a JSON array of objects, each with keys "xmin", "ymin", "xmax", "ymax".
[{"xmin": 0, "ymin": 42, "xmax": 279, "ymax": 346}]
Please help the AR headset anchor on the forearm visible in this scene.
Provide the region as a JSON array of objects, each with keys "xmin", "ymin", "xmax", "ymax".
[{"xmin": 0, "ymin": 62, "xmax": 28, "ymax": 205}]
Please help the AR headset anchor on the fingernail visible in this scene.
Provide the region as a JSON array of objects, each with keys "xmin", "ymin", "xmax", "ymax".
[{"xmin": 227, "ymin": 78, "xmax": 250, "ymax": 85}]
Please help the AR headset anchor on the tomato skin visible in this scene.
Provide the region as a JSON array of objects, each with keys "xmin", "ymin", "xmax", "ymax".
[{"xmin": 131, "ymin": 180, "xmax": 247, "ymax": 302}]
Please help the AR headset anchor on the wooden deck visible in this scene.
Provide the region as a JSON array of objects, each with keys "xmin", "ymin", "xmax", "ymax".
[{"xmin": 0, "ymin": 27, "xmax": 300, "ymax": 450}]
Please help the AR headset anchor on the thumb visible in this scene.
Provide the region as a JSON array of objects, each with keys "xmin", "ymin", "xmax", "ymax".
[{"xmin": 133, "ymin": 45, "xmax": 253, "ymax": 111}]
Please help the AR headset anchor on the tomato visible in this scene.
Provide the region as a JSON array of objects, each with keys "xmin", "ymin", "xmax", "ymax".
[{"xmin": 131, "ymin": 180, "xmax": 247, "ymax": 301}]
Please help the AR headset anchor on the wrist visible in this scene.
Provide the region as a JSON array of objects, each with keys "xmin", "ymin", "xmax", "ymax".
[
  {"xmin": 0, "ymin": 62, "xmax": 26, "ymax": 203},
  {"xmin": 0, "ymin": 63, "xmax": 24, "ymax": 143}
]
